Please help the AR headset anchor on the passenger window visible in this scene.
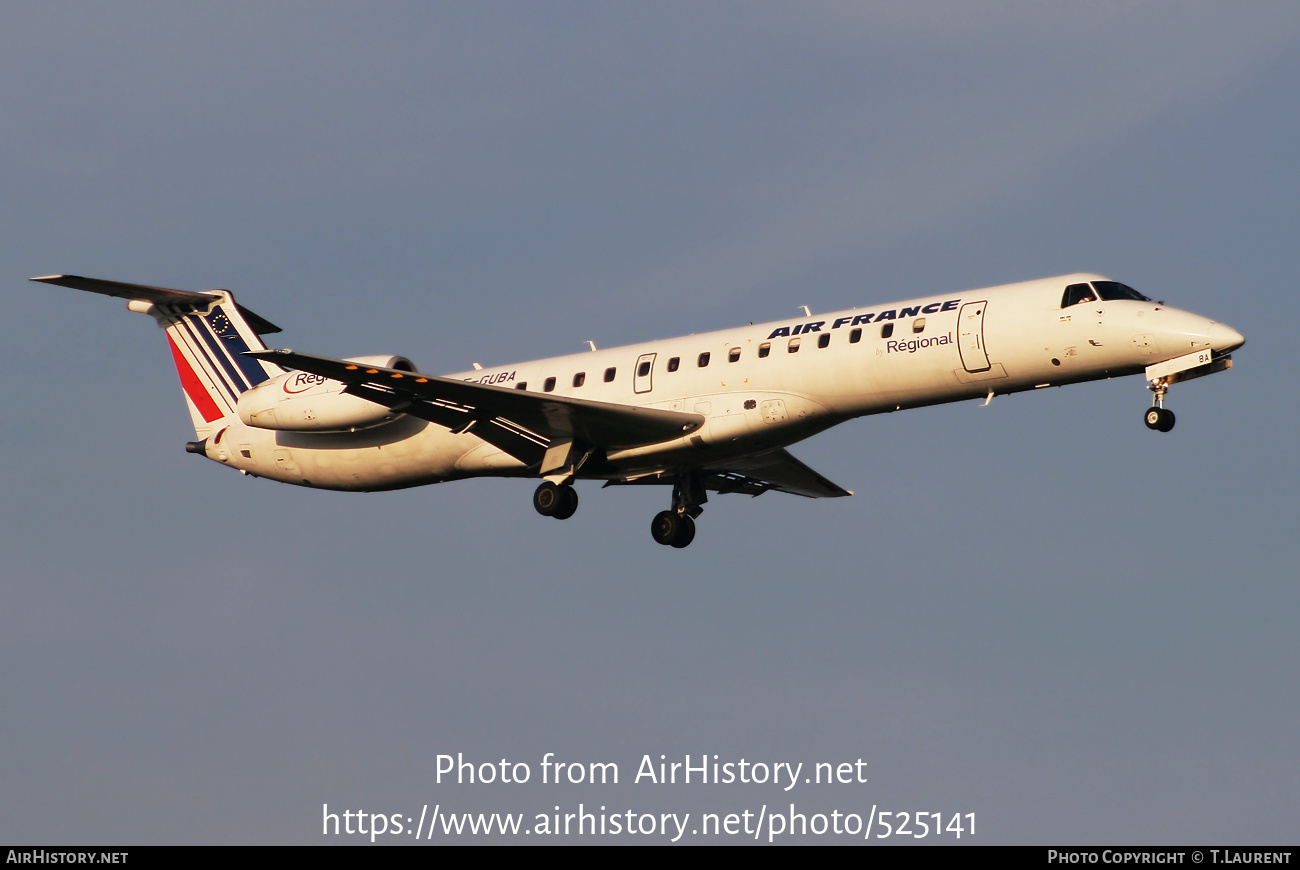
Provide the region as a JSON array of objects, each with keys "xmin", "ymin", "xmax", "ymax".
[
  {"xmin": 667, "ymin": 357, "xmax": 680, "ymax": 372},
  {"xmin": 758, "ymin": 343, "xmax": 771, "ymax": 358},
  {"xmin": 729, "ymin": 347, "xmax": 741, "ymax": 362},
  {"xmin": 1062, "ymin": 282, "xmax": 1097, "ymax": 307},
  {"xmin": 573, "ymin": 372, "xmax": 585, "ymax": 388},
  {"xmin": 817, "ymin": 333, "xmax": 830, "ymax": 349},
  {"xmin": 637, "ymin": 360, "xmax": 651, "ymax": 377},
  {"xmin": 698, "ymin": 352, "xmax": 710, "ymax": 367},
  {"xmin": 849, "ymin": 328, "xmax": 861, "ymax": 343},
  {"xmin": 880, "ymin": 323, "xmax": 894, "ymax": 338},
  {"xmin": 604, "ymin": 367, "xmax": 616, "ymax": 382},
  {"xmin": 543, "ymin": 377, "xmax": 556, "ymax": 392},
  {"xmin": 516, "ymin": 382, "xmax": 528, "ymax": 391},
  {"xmin": 788, "ymin": 337, "xmax": 801, "ymax": 353},
  {"xmin": 912, "ymin": 318, "xmax": 925, "ymax": 333}
]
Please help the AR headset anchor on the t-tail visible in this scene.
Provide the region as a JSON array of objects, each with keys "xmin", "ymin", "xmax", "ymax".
[{"xmin": 30, "ymin": 275, "xmax": 284, "ymax": 438}]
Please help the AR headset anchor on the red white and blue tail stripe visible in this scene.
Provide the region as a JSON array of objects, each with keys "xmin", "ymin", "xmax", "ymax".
[{"xmin": 159, "ymin": 298, "xmax": 280, "ymax": 431}]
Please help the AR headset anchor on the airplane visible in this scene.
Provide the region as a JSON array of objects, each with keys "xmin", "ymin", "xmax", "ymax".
[{"xmin": 32, "ymin": 272, "xmax": 1244, "ymax": 548}]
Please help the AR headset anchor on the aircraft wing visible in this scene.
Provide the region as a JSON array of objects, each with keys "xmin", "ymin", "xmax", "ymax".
[
  {"xmin": 705, "ymin": 449, "xmax": 853, "ymax": 498},
  {"xmin": 247, "ymin": 349, "xmax": 705, "ymax": 464},
  {"xmin": 608, "ymin": 448, "xmax": 853, "ymax": 499}
]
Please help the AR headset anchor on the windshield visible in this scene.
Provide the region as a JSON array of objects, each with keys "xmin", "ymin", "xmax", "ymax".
[
  {"xmin": 1062, "ymin": 283, "xmax": 1097, "ymax": 307},
  {"xmin": 1091, "ymin": 281, "xmax": 1152, "ymax": 302}
]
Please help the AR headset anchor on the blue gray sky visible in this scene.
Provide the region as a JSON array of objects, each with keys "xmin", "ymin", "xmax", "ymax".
[{"xmin": 2, "ymin": 2, "xmax": 1297, "ymax": 844}]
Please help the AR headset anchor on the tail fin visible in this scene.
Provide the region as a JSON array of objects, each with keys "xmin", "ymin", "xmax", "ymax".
[
  {"xmin": 158, "ymin": 296, "xmax": 284, "ymax": 434},
  {"xmin": 31, "ymin": 275, "xmax": 284, "ymax": 437}
]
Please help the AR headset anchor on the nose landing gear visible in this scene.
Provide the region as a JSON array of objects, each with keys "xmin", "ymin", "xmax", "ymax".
[{"xmin": 1144, "ymin": 379, "xmax": 1176, "ymax": 432}]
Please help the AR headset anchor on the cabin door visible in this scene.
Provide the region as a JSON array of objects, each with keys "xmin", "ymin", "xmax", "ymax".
[
  {"xmin": 634, "ymin": 353, "xmax": 656, "ymax": 394},
  {"xmin": 957, "ymin": 301, "xmax": 991, "ymax": 373}
]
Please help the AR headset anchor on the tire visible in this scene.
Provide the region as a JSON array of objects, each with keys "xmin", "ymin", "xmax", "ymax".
[
  {"xmin": 1157, "ymin": 409, "xmax": 1176, "ymax": 432},
  {"xmin": 670, "ymin": 515, "xmax": 696, "ymax": 548},
  {"xmin": 1145, "ymin": 407, "xmax": 1163, "ymax": 430},
  {"xmin": 651, "ymin": 510, "xmax": 680, "ymax": 545},
  {"xmin": 552, "ymin": 485, "xmax": 578, "ymax": 520},
  {"xmin": 533, "ymin": 481, "xmax": 560, "ymax": 516}
]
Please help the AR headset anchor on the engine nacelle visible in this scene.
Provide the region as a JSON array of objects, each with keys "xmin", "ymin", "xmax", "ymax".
[{"xmin": 237, "ymin": 355, "xmax": 416, "ymax": 432}]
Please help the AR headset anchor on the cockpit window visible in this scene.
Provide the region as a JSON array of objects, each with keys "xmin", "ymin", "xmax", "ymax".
[
  {"xmin": 1062, "ymin": 283, "xmax": 1097, "ymax": 308},
  {"xmin": 1091, "ymin": 281, "xmax": 1151, "ymax": 302}
]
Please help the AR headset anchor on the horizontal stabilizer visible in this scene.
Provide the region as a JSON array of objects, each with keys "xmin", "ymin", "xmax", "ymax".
[{"xmin": 31, "ymin": 275, "xmax": 283, "ymax": 335}]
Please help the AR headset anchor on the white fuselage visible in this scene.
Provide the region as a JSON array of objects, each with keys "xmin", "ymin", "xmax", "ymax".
[{"xmin": 202, "ymin": 273, "xmax": 1239, "ymax": 491}]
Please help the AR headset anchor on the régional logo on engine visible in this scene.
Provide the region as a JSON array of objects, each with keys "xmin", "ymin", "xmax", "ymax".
[{"xmin": 282, "ymin": 372, "xmax": 329, "ymax": 394}]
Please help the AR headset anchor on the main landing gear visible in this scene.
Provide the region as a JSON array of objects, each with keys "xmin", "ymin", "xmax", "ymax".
[
  {"xmin": 532, "ymin": 471, "xmax": 707, "ymax": 549},
  {"xmin": 650, "ymin": 472, "xmax": 706, "ymax": 549},
  {"xmin": 1144, "ymin": 378, "xmax": 1176, "ymax": 433},
  {"xmin": 533, "ymin": 481, "xmax": 578, "ymax": 520}
]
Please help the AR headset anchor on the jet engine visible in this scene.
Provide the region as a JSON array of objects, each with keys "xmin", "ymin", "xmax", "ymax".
[{"xmin": 237, "ymin": 355, "xmax": 416, "ymax": 432}]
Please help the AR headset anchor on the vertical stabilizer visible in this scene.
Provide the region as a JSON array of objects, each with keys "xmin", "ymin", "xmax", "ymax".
[
  {"xmin": 154, "ymin": 294, "xmax": 282, "ymax": 436},
  {"xmin": 30, "ymin": 275, "xmax": 284, "ymax": 438}
]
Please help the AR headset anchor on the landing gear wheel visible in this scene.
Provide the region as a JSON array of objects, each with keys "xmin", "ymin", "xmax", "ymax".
[
  {"xmin": 534, "ymin": 482, "xmax": 578, "ymax": 518},
  {"xmin": 669, "ymin": 515, "xmax": 695, "ymax": 548},
  {"xmin": 534, "ymin": 481, "xmax": 560, "ymax": 516},
  {"xmin": 651, "ymin": 471, "xmax": 705, "ymax": 547},
  {"xmin": 651, "ymin": 510, "xmax": 680, "ymax": 545},
  {"xmin": 552, "ymin": 485, "xmax": 578, "ymax": 520},
  {"xmin": 1144, "ymin": 407, "xmax": 1175, "ymax": 432},
  {"xmin": 651, "ymin": 511, "xmax": 696, "ymax": 547}
]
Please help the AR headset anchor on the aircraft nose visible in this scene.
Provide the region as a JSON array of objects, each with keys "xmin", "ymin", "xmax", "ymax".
[{"xmin": 1208, "ymin": 321, "xmax": 1246, "ymax": 354}]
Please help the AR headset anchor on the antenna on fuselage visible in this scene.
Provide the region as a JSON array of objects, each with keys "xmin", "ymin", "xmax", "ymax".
[
  {"xmin": 587, "ymin": 341, "xmax": 598, "ymax": 352},
  {"xmin": 800, "ymin": 305, "xmax": 811, "ymax": 317}
]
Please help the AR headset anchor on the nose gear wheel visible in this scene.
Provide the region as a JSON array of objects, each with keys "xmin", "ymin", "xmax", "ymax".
[{"xmin": 1144, "ymin": 407, "xmax": 1175, "ymax": 432}]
